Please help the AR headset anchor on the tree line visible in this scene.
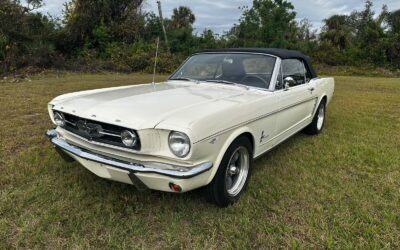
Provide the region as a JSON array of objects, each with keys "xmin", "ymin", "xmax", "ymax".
[{"xmin": 0, "ymin": 0, "xmax": 399, "ymax": 75}]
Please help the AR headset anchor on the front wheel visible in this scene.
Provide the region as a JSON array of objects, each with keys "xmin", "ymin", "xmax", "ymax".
[
  {"xmin": 206, "ymin": 136, "xmax": 253, "ymax": 207},
  {"xmin": 304, "ymin": 99, "xmax": 326, "ymax": 135}
]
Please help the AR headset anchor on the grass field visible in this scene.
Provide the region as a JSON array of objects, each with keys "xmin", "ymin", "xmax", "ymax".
[{"xmin": 0, "ymin": 73, "xmax": 399, "ymax": 249}]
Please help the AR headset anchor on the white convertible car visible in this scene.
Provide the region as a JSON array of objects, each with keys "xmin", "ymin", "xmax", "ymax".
[{"xmin": 46, "ymin": 48, "xmax": 334, "ymax": 207}]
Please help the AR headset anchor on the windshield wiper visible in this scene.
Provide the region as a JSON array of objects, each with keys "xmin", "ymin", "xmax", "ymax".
[
  {"xmin": 170, "ymin": 77, "xmax": 200, "ymax": 83},
  {"xmin": 205, "ymin": 80, "xmax": 249, "ymax": 90}
]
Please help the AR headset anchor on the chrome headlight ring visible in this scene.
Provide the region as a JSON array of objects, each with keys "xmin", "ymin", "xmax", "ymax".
[{"xmin": 168, "ymin": 131, "xmax": 191, "ymax": 158}]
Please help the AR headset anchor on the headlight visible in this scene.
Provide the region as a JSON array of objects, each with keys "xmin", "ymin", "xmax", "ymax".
[
  {"xmin": 53, "ymin": 112, "xmax": 65, "ymax": 127},
  {"xmin": 168, "ymin": 131, "xmax": 190, "ymax": 157},
  {"xmin": 121, "ymin": 130, "xmax": 137, "ymax": 147}
]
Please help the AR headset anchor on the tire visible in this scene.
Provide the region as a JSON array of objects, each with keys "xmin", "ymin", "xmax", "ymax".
[
  {"xmin": 206, "ymin": 136, "xmax": 253, "ymax": 207},
  {"xmin": 304, "ymin": 99, "xmax": 326, "ymax": 135}
]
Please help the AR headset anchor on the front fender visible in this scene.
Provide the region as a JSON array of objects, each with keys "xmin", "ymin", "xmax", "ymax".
[{"xmin": 204, "ymin": 126, "xmax": 255, "ymax": 185}]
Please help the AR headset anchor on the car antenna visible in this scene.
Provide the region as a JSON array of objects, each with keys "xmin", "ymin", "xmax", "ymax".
[{"xmin": 152, "ymin": 36, "xmax": 160, "ymax": 90}]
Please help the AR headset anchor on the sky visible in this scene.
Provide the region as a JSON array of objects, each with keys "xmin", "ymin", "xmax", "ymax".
[{"xmin": 34, "ymin": 0, "xmax": 400, "ymax": 34}]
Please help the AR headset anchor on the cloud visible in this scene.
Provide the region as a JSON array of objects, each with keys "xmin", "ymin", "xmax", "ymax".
[{"xmin": 32, "ymin": 0, "xmax": 400, "ymax": 33}]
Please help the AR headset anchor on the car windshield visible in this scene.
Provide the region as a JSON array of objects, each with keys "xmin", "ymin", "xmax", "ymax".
[{"xmin": 170, "ymin": 53, "xmax": 277, "ymax": 89}]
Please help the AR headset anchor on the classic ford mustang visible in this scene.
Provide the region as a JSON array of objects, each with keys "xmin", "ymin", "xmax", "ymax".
[{"xmin": 46, "ymin": 48, "xmax": 334, "ymax": 207}]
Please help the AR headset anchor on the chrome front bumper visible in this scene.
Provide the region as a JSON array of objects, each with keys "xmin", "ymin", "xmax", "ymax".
[{"xmin": 46, "ymin": 129, "xmax": 213, "ymax": 179}]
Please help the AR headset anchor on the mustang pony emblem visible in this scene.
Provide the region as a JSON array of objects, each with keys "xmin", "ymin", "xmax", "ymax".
[{"xmin": 76, "ymin": 120, "xmax": 103, "ymax": 138}]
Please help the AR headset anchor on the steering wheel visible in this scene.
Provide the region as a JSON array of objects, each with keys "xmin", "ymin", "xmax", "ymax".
[{"xmin": 241, "ymin": 75, "xmax": 269, "ymax": 87}]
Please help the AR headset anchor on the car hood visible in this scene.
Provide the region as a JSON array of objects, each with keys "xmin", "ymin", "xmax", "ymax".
[{"xmin": 51, "ymin": 81, "xmax": 254, "ymax": 132}]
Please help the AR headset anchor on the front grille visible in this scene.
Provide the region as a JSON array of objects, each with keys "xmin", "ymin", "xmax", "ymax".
[{"xmin": 59, "ymin": 112, "xmax": 140, "ymax": 150}]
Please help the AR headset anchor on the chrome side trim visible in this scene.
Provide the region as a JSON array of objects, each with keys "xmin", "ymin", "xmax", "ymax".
[
  {"xmin": 46, "ymin": 129, "xmax": 213, "ymax": 179},
  {"xmin": 194, "ymin": 96, "xmax": 317, "ymax": 143}
]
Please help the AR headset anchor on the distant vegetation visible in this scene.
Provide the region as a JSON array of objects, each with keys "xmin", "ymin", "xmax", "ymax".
[{"xmin": 0, "ymin": 0, "xmax": 399, "ymax": 75}]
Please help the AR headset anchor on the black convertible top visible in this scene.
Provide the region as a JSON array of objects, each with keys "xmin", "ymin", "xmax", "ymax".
[{"xmin": 196, "ymin": 48, "xmax": 317, "ymax": 78}]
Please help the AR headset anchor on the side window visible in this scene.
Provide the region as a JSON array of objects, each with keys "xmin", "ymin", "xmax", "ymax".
[{"xmin": 281, "ymin": 59, "xmax": 306, "ymax": 87}]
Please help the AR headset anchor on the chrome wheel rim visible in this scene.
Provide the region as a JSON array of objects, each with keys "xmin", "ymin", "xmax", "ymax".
[
  {"xmin": 317, "ymin": 105, "xmax": 325, "ymax": 130},
  {"xmin": 225, "ymin": 146, "xmax": 249, "ymax": 196}
]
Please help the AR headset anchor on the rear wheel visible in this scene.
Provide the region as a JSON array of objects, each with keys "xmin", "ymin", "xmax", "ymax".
[
  {"xmin": 304, "ymin": 99, "xmax": 326, "ymax": 135},
  {"xmin": 206, "ymin": 136, "xmax": 253, "ymax": 207}
]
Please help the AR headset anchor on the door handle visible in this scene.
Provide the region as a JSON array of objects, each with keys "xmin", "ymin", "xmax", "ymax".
[{"xmin": 308, "ymin": 87, "xmax": 315, "ymax": 92}]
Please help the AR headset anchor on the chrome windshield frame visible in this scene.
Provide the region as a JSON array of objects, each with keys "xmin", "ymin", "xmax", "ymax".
[{"xmin": 168, "ymin": 52, "xmax": 281, "ymax": 92}]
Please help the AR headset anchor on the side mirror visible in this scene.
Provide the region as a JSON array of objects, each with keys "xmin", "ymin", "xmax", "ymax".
[
  {"xmin": 284, "ymin": 82, "xmax": 290, "ymax": 90},
  {"xmin": 284, "ymin": 77, "xmax": 295, "ymax": 90}
]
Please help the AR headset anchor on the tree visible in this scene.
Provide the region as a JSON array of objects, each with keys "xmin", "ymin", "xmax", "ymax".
[
  {"xmin": 171, "ymin": 6, "xmax": 195, "ymax": 29},
  {"xmin": 386, "ymin": 9, "xmax": 400, "ymax": 66},
  {"xmin": 197, "ymin": 29, "xmax": 218, "ymax": 49},
  {"xmin": 387, "ymin": 9, "xmax": 400, "ymax": 34},
  {"xmin": 227, "ymin": 0, "xmax": 297, "ymax": 48},
  {"xmin": 59, "ymin": 0, "xmax": 145, "ymax": 52},
  {"xmin": 1, "ymin": 0, "xmax": 400, "ymax": 74},
  {"xmin": 294, "ymin": 19, "xmax": 317, "ymax": 54},
  {"xmin": 25, "ymin": 0, "xmax": 43, "ymax": 11},
  {"xmin": 351, "ymin": 1, "xmax": 387, "ymax": 64},
  {"xmin": 167, "ymin": 6, "xmax": 196, "ymax": 54},
  {"xmin": 0, "ymin": 0, "xmax": 57, "ymax": 73},
  {"xmin": 320, "ymin": 15, "xmax": 354, "ymax": 51},
  {"xmin": 143, "ymin": 11, "xmax": 162, "ymax": 41}
]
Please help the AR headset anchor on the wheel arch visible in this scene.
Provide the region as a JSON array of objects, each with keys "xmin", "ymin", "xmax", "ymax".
[
  {"xmin": 205, "ymin": 127, "xmax": 255, "ymax": 185},
  {"xmin": 313, "ymin": 95, "xmax": 328, "ymax": 116},
  {"xmin": 320, "ymin": 95, "xmax": 328, "ymax": 104},
  {"xmin": 239, "ymin": 132, "xmax": 255, "ymax": 153}
]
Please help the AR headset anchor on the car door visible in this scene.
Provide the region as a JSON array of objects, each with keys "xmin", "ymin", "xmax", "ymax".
[
  {"xmin": 240, "ymin": 55, "xmax": 280, "ymax": 156},
  {"xmin": 273, "ymin": 59, "xmax": 317, "ymax": 144}
]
